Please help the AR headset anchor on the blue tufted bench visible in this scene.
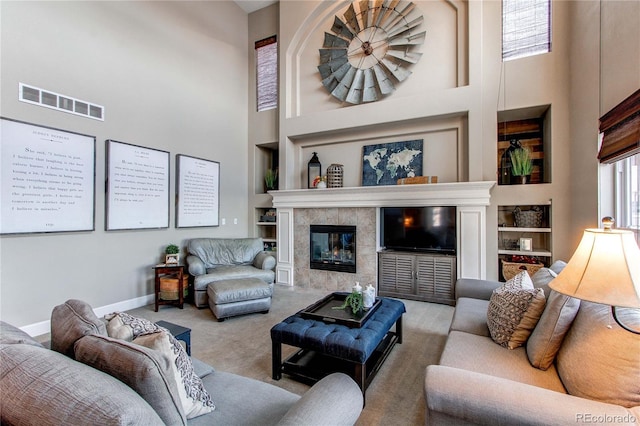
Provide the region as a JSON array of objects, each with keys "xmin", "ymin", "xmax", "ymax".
[{"xmin": 271, "ymin": 297, "xmax": 406, "ymax": 398}]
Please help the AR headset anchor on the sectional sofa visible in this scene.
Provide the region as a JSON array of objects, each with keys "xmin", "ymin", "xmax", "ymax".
[
  {"xmin": 0, "ymin": 299, "xmax": 363, "ymax": 425},
  {"xmin": 424, "ymin": 262, "xmax": 640, "ymax": 425}
]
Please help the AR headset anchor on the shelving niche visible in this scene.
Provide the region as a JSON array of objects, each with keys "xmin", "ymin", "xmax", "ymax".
[{"xmin": 498, "ymin": 202, "xmax": 552, "ymax": 281}]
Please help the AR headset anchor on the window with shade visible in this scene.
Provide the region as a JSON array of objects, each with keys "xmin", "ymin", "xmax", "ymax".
[
  {"xmin": 600, "ymin": 89, "xmax": 640, "ymax": 243},
  {"xmin": 502, "ymin": 0, "xmax": 551, "ymax": 61},
  {"xmin": 255, "ymin": 36, "xmax": 277, "ymax": 112}
]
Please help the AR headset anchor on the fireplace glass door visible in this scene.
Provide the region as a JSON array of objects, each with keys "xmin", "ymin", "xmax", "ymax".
[{"xmin": 310, "ymin": 225, "xmax": 356, "ymax": 273}]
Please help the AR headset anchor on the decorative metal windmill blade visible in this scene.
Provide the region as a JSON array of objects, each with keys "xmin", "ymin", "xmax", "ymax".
[
  {"xmin": 386, "ymin": 49, "xmax": 423, "ymax": 64},
  {"xmin": 359, "ymin": 0, "xmax": 370, "ymax": 29},
  {"xmin": 319, "ymin": 48, "xmax": 348, "ymax": 64},
  {"xmin": 388, "ymin": 30, "xmax": 426, "ymax": 46},
  {"xmin": 318, "ymin": 54, "xmax": 349, "ymax": 79},
  {"xmin": 371, "ymin": 0, "xmax": 385, "ymax": 26},
  {"xmin": 380, "ymin": 57, "xmax": 412, "ymax": 82},
  {"xmin": 378, "ymin": 0, "xmax": 401, "ymax": 29},
  {"xmin": 362, "ymin": 68, "xmax": 379, "ymax": 102},
  {"xmin": 331, "ymin": 65, "xmax": 358, "ymax": 101},
  {"xmin": 323, "ymin": 32, "xmax": 350, "ymax": 49},
  {"xmin": 382, "ymin": 1, "xmax": 416, "ymax": 32},
  {"xmin": 386, "ymin": 15, "xmax": 423, "ymax": 38},
  {"xmin": 343, "ymin": 3, "xmax": 361, "ymax": 35},
  {"xmin": 372, "ymin": 63, "xmax": 395, "ymax": 94},
  {"xmin": 331, "ymin": 16, "xmax": 355, "ymax": 40},
  {"xmin": 345, "ymin": 68, "xmax": 365, "ymax": 104},
  {"xmin": 322, "ymin": 62, "xmax": 352, "ymax": 93}
]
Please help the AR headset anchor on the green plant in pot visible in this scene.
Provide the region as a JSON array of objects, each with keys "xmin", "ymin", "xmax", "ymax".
[
  {"xmin": 265, "ymin": 169, "xmax": 278, "ymax": 191},
  {"xmin": 333, "ymin": 290, "xmax": 364, "ymax": 315},
  {"xmin": 165, "ymin": 244, "xmax": 180, "ymax": 264},
  {"xmin": 509, "ymin": 147, "xmax": 533, "ymax": 184}
]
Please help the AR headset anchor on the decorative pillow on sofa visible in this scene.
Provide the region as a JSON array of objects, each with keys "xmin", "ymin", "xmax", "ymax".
[
  {"xmin": 134, "ymin": 331, "xmax": 214, "ymax": 419},
  {"xmin": 51, "ymin": 299, "xmax": 107, "ymax": 358},
  {"xmin": 74, "ymin": 334, "xmax": 187, "ymax": 425},
  {"xmin": 105, "ymin": 312, "xmax": 215, "ymax": 419},
  {"xmin": 487, "ymin": 271, "xmax": 546, "ymax": 349},
  {"xmin": 527, "ymin": 290, "xmax": 580, "ymax": 370},
  {"xmin": 556, "ymin": 302, "xmax": 640, "ymax": 408}
]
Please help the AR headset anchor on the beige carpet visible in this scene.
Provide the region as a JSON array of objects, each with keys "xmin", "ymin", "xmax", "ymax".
[{"xmin": 127, "ymin": 286, "xmax": 454, "ymax": 426}]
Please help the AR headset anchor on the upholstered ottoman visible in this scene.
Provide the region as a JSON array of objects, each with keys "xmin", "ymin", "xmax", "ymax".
[{"xmin": 207, "ymin": 277, "xmax": 273, "ymax": 321}]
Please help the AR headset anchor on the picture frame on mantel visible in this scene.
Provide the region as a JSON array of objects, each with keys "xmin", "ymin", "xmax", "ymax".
[{"xmin": 361, "ymin": 139, "xmax": 423, "ymax": 186}]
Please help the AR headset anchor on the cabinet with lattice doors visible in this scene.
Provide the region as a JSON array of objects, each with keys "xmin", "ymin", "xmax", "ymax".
[{"xmin": 377, "ymin": 251, "xmax": 456, "ymax": 305}]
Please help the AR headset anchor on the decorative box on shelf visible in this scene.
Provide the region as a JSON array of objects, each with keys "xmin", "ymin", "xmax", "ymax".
[{"xmin": 501, "ymin": 258, "xmax": 544, "ymax": 280}]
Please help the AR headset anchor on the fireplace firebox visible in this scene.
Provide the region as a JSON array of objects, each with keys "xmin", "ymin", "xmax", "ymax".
[{"xmin": 310, "ymin": 225, "xmax": 356, "ymax": 273}]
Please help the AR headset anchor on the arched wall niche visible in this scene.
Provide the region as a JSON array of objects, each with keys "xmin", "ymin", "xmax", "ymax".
[{"xmin": 285, "ymin": 0, "xmax": 469, "ymax": 118}]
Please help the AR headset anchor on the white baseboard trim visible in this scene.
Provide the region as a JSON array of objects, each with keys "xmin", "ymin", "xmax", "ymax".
[{"xmin": 20, "ymin": 294, "xmax": 155, "ymax": 337}]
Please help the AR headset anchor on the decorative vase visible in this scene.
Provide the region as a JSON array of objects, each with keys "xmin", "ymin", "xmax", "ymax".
[
  {"xmin": 519, "ymin": 175, "xmax": 529, "ymax": 184},
  {"xmin": 316, "ymin": 181, "xmax": 327, "ymax": 189},
  {"xmin": 327, "ymin": 164, "xmax": 344, "ymax": 188}
]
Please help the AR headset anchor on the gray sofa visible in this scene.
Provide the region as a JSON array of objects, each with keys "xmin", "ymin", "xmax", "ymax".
[
  {"xmin": 424, "ymin": 262, "xmax": 640, "ymax": 425},
  {"xmin": 187, "ymin": 238, "xmax": 275, "ymax": 308},
  {"xmin": 0, "ymin": 300, "xmax": 363, "ymax": 426}
]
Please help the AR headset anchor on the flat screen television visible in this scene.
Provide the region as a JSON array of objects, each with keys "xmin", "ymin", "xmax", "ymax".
[{"xmin": 380, "ymin": 206, "xmax": 457, "ymax": 254}]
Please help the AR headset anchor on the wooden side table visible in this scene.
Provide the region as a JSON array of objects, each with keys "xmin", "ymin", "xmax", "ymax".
[{"xmin": 153, "ymin": 264, "xmax": 186, "ymax": 312}]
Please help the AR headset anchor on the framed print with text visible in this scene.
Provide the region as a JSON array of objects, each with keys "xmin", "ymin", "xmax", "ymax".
[
  {"xmin": 106, "ymin": 140, "xmax": 169, "ymax": 230},
  {"xmin": 176, "ymin": 154, "xmax": 219, "ymax": 228},
  {"xmin": 0, "ymin": 117, "xmax": 96, "ymax": 234}
]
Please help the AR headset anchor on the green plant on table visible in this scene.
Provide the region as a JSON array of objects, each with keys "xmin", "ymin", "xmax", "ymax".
[
  {"xmin": 333, "ymin": 291, "xmax": 364, "ymax": 315},
  {"xmin": 165, "ymin": 244, "xmax": 179, "ymax": 255},
  {"xmin": 509, "ymin": 147, "xmax": 533, "ymax": 176}
]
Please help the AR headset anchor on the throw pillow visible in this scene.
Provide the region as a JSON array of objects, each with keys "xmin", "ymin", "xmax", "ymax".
[
  {"xmin": 487, "ymin": 271, "xmax": 546, "ymax": 349},
  {"xmin": 134, "ymin": 331, "xmax": 214, "ymax": 419},
  {"xmin": 556, "ymin": 302, "xmax": 640, "ymax": 408},
  {"xmin": 527, "ymin": 290, "xmax": 580, "ymax": 370},
  {"xmin": 1, "ymin": 343, "xmax": 165, "ymax": 425},
  {"xmin": 51, "ymin": 299, "xmax": 107, "ymax": 358},
  {"xmin": 530, "ymin": 267, "xmax": 557, "ymax": 297},
  {"xmin": 105, "ymin": 312, "xmax": 214, "ymax": 419},
  {"xmin": 74, "ymin": 334, "xmax": 187, "ymax": 425}
]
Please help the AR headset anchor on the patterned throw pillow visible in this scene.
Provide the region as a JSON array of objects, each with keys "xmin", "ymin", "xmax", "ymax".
[
  {"xmin": 487, "ymin": 271, "xmax": 547, "ymax": 349},
  {"xmin": 105, "ymin": 312, "xmax": 214, "ymax": 419}
]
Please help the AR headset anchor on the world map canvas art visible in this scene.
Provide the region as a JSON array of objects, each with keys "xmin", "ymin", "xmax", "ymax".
[{"xmin": 362, "ymin": 140, "xmax": 423, "ymax": 186}]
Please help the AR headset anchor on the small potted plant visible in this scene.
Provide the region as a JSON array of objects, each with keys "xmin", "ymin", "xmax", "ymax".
[
  {"xmin": 510, "ymin": 147, "xmax": 533, "ymax": 184},
  {"xmin": 265, "ymin": 169, "xmax": 278, "ymax": 191},
  {"xmin": 165, "ymin": 244, "xmax": 180, "ymax": 265}
]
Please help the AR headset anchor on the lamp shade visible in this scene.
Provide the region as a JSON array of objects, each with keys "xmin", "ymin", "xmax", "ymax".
[{"xmin": 549, "ymin": 228, "xmax": 640, "ymax": 308}]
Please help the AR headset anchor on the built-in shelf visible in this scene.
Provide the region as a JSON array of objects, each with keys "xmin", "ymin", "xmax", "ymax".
[
  {"xmin": 498, "ymin": 227, "xmax": 551, "ymax": 233},
  {"xmin": 498, "ymin": 202, "xmax": 552, "ymax": 281}
]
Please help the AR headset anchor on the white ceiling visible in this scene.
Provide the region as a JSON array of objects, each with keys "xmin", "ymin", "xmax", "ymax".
[{"xmin": 234, "ymin": 0, "xmax": 278, "ymax": 14}]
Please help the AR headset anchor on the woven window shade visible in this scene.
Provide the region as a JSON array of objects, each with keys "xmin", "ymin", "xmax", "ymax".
[
  {"xmin": 255, "ymin": 36, "xmax": 277, "ymax": 112},
  {"xmin": 502, "ymin": 0, "xmax": 551, "ymax": 61},
  {"xmin": 598, "ymin": 89, "xmax": 640, "ymax": 164}
]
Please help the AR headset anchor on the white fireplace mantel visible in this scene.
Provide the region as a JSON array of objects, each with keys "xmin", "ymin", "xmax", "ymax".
[
  {"xmin": 271, "ymin": 181, "xmax": 496, "ymax": 287},
  {"xmin": 269, "ymin": 181, "xmax": 495, "ymax": 208}
]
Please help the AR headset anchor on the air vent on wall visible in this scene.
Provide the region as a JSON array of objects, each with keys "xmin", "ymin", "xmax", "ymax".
[{"xmin": 18, "ymin": 83, "xmax": 104, "ymax": 121}]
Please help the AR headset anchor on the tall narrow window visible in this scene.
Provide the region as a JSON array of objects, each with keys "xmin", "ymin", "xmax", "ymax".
[
  {"xmin": 615, "ymin": 154, "xmax": 639, "ymax": 244},
  {"xmin": 255, "ymin": 36, "xmax": 277, "ymax": 112},
  {"xmin": 502, "ymin": 0, "xmax": 551, "ymax": 61}
]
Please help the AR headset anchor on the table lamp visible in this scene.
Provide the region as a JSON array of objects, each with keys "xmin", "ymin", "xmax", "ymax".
[{"xmin": 549, "ymin": 217, "xmax": 640, "ymax": 334}]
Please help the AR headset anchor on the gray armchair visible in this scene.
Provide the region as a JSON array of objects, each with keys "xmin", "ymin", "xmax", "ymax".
[{"xmin": 187, "ymin": 238, "xmax": 276, "ymax": 308}]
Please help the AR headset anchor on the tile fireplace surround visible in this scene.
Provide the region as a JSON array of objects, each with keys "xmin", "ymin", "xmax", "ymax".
[{"xmin": 270, "ymin": 182, "xmax": 495, "ymax": 291}]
